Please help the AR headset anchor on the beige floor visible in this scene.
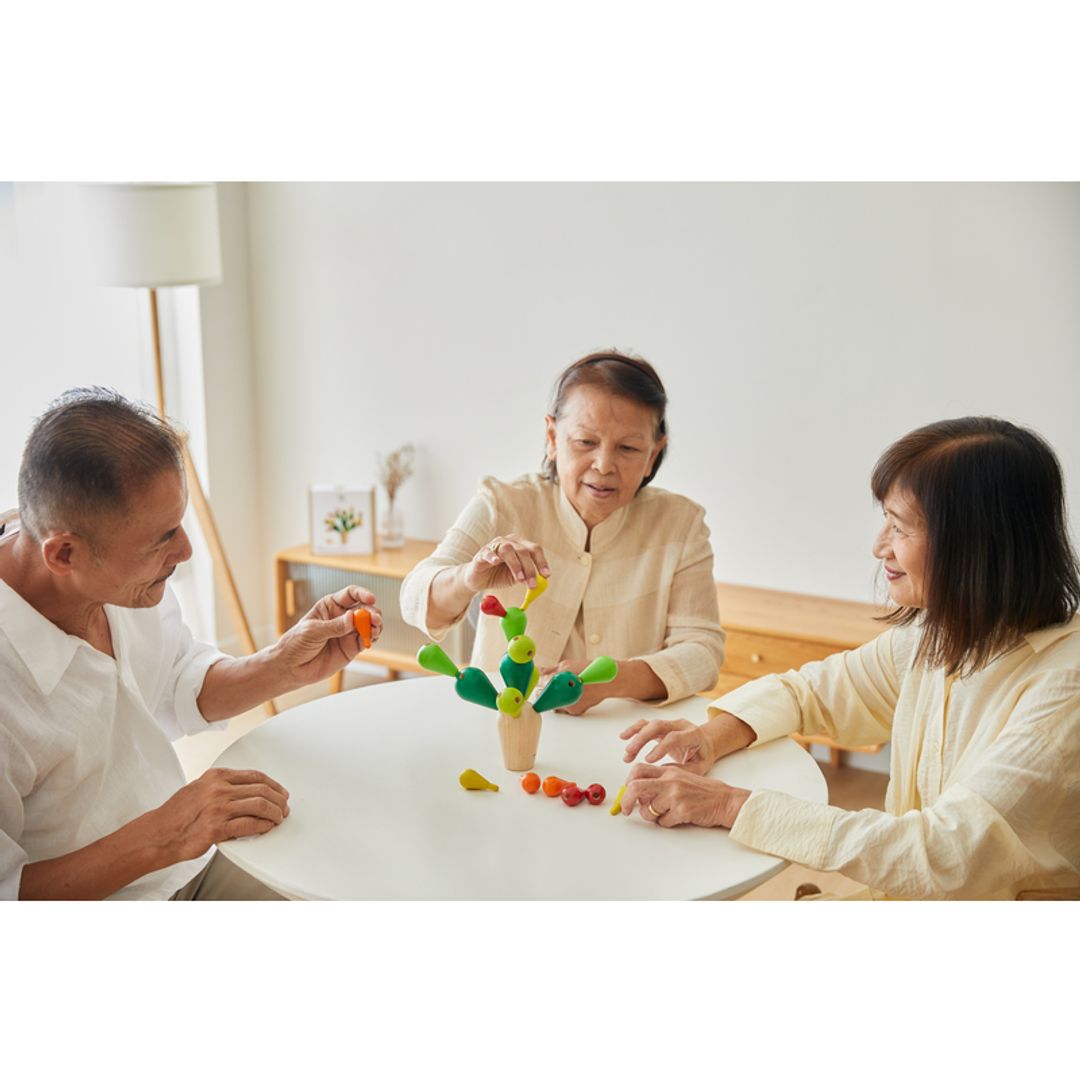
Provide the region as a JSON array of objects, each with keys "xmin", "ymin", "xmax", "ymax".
[{"xmin": 174, "ymin": 674, "xmax": 888, "ymax": 901}]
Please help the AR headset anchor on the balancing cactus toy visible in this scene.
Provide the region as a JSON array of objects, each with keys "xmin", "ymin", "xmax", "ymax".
[{"xmin": 416, "ymin": 573, "xmax": 618, "ymax": 771}]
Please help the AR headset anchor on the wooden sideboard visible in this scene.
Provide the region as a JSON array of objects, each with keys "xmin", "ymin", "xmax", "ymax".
[{"xmin": 713, "ymin": 582, "xmax": 888, "ymax": 764}]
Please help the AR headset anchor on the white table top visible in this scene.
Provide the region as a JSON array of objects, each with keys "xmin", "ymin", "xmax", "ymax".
[{"xmin": 214, "ymin": 676, "xmax": 827, "ymax": 900}]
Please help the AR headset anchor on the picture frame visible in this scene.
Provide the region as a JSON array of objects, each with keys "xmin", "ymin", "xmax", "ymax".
[{"xmin": 310, "ymin": 484, "xmax": 376, "ymax": 556}]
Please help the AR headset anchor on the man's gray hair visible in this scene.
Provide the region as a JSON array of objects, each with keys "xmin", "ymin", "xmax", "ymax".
[{"xmin": 17, "ymin": 387, "xmax": 185, "ymax": 541}]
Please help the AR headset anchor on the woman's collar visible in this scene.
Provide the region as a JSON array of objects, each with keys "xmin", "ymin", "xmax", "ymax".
[{"xmin": 555, "ymin": 481, "xmax": 633, "ymax": 553}]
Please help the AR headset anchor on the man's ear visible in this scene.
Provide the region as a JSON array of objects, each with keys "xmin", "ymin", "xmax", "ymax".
[{"xmin": 41, "ymin": 532, "xmax": 86, "ymax": 578}]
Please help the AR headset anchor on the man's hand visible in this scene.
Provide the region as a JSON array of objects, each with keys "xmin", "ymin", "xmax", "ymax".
[
  {"xmin": 150, "ymin": 768, "xmax": 291, "ymax": 864},
  {"xmin": 197, "ymin": 586, "xmax": 383, "ymax": 722},
  {"xmin": 272, "ymin": 585, "xmax": 383, "ymax": 688},
  {"xmin": 18, "ymin": 767, "xmax": 292, "ymax": 899}
]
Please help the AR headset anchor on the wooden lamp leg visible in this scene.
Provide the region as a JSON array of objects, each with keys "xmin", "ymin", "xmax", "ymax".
[{"xmin": 148, "ymin": 289, "xmax": 277, "ymax": 718}]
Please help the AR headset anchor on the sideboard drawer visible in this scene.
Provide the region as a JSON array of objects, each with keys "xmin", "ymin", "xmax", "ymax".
[{"xmin": 722, "ymin": 630, "xmax": 839, "ymax": 679}]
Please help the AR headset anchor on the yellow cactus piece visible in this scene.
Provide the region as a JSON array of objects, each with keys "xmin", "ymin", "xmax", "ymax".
[
  {"xmin": 609, "ymin": 783, "xmax": 628, "ymax": 816},
  {"xmin": 520, "ymin": 573, "xmax": 548, "ymax": 611},
  {"xmin": 459, "ymin": 768, "xmax": 499, "ymax": 793}
]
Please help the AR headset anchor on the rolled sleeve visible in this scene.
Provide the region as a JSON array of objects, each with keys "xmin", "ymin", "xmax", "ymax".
[
  {"xmin": 169, "ymin": 642, "xmax": 230, "ymax": 736},
  {"xmin": 153, "ymin": 590, "xmax": 230, "ymax": 738},
  {"xmin": 709, "ymin": 674, "xmax": 804, "ymax": 745},
  {"xmin": 730, "ymin": 788, "xmax": 836, "ymax": 867}
]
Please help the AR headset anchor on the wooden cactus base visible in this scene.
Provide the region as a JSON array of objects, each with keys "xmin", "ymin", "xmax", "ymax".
[{"xmin": 497, "ymin": 702, "xmax": 542, "ymax": 772}]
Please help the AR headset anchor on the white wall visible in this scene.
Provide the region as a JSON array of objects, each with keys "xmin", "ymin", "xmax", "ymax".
[
  {"xmin": 198, "ymin": 182, "xmax": 267, "ymax": 649},
  {"xmin": 0, "ymin": 182, "xmax": 218, "ymax": 642},
  {"xmin": 0, "ymin": 182, "xmax": 147, "ymax": 506},
  {"xmin": 239, "ymin": 183, "xmax": 1080, "ymax": 618}
]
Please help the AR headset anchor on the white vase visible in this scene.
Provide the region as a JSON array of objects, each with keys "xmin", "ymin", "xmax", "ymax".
[{"xmin": 379, "ymin": 499, "xmax": 405, "ymax": 549}]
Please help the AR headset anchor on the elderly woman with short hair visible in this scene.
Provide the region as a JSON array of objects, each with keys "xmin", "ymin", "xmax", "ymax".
[
  {"xmin": 400, "ymin": 351, "xmax": 726, "ymax": 713},
  {"xmin": 618, "ymin": 417, "xmax": 1080, "ymax": 900}
]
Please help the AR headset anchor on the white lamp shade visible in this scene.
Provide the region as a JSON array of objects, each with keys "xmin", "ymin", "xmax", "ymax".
[{"xmin": 84, "ymin": 182, "xmax": 222, "ymax": 287}]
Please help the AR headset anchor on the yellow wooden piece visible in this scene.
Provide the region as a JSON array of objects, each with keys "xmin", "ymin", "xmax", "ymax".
[
  {"xmin": 459, "ymin": 768, "xmax": 499, "ymax": 792},
  {"xmin": 610, "ymin": 784, "xmax": 627, "ymax": 816},
  {"xmin": 521, "ymin": 573, "xmax": 548, "ymax": 611}
]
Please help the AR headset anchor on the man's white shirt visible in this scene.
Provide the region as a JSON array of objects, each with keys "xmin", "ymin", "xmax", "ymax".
[{"xmin": 0, "ymin": 580, "xmax": 228, "ymax": 900}]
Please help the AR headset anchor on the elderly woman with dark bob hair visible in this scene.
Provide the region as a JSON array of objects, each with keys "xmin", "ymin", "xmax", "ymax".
[
  {"xmin": 400, "ymin": 351, "xmax": 726, "ymax": 712},
  {"xmin": 619, "ymin": 417, "xmax": 1080, "ymax": 900}
]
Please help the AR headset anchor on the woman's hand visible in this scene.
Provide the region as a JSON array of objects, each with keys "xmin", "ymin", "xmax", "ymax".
[
  {"xmin": 462, "ymin": 534, "xmax": 551, "ymax": 592},
  {"xmin": 619, "ymin": 763, "xmax": 751, "ymax": 829},
  {"xmin": 619, "ymin": 717, "xmax": 717, "ymax": 775},
  {"xmin": 539, "ymin": 660, "xmax": 609, "ymax": 715}
]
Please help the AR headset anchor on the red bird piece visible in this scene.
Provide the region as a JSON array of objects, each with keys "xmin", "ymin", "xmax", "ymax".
[{"xmin": 480, "ymin": 595, "xmax": 507, "ymax": 617}]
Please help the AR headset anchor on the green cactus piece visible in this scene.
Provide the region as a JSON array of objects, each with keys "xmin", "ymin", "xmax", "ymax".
[
  {"xmin": 417, "ymin": 643, "xmax": 460, "ymax": 678},
  {"xmin": 496, "ymin": 686, "xmax": 524, "ymax": 717},
  {"xmin": 500, "ymin": 606, "xmax": 527, "ymax": 641},
  {"xmin": 500, "ymin": 653, "xmax": 534, "ymax": 696},
  {"xmin": 533, "ymin": 671, "xmax": 583, "ymax": 713},
  {"xmin": 506, "ymin": 634, "xmax": 536, "ymax": 664},
  {"xmin": 455, "ymin": 667, "xmax": 499, "ymax": 710},
  {"xmin": 579, "ymin": 655, "xmax": 618, "ymax": 685}
]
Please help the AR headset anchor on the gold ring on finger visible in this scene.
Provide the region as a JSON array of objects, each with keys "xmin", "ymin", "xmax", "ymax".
[
  {"xmin": 647, "ymin": 804, "xmax": 662, "ymax": 818},
  {"xmin": 490, "ymin": 540, "xmax": 503, "ymax": 556}
]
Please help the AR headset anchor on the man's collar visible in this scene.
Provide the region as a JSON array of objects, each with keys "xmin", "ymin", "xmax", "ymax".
[{"xmin": 0, "ymin": 577, "xmax": 83, "ymax": 696}]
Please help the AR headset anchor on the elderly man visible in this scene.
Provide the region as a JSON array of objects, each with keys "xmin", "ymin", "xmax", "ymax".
[{"xmin": 0, "ymin": 388, "xmax": 381, "ymax": 900}]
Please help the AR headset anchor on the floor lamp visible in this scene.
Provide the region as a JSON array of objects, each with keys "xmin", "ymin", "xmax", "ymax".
[{"xmin": 86, "ymin": 183, "xmax": 276, "ymax": 716}]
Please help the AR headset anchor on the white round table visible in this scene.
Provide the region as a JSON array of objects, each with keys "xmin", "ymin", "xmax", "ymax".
[{"xmin": 214, "ymin": 677, "xmax": 826, "ymax": 900}]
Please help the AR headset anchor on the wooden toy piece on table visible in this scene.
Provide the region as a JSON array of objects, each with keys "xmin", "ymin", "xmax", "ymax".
[{"xmin": 459, "ymin": 769, "xmax": 499, "ymax": 792}]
